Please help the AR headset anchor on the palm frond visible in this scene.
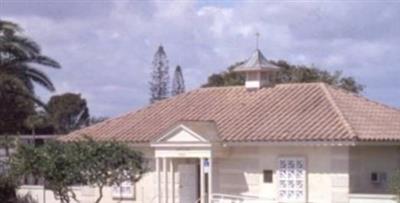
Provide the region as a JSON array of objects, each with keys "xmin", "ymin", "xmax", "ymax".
[
  {"xmin": 2, "ymin": 55, "xmax": 61, "ymax": 69},
  {"xmin": 25, "ymin": 66, "xmax": 55, "ymax": 91},
  {"xmin": 8, "ymin": 35, "xmax": 41, "ymax": 55},
  {"xmin": 0, "ymin": 41, "xmax": 32, "ymax": 62},
  {"xmin": 0, "ymin": 65, "xmax": 35, "ymax": 93},
  {"xmin": 0, "ymin": 20, "xmax": 22, "ymax": 36},
  {"xmin": 31, "ymin": 55, "xmax": 61, "ymax": 68}
]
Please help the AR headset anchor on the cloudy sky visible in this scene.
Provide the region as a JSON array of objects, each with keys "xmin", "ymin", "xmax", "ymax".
[{"xmin": 1, "ymin": 0, "xmax": 399, "ymax": 117}]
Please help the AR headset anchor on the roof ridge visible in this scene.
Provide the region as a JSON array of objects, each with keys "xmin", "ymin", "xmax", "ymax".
[
  {"xmin": 200, "ymin": 85, "xmax": 245, "ymax": 90},
  {"xmin": 275, "ymin": 82, "xmax": 323, "ymax": 87},
  {"xmin": 201, "ymin": 82, "xmax": 326, "ymax": 90},
  {"xmin": 319, "ymin": 83, "xmax": 358, "ymax": 140}
]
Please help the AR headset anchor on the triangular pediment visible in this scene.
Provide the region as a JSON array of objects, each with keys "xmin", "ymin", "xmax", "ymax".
[{"xmin": 155, "ymin": 125, "xmax": 208, "ymax": 143}]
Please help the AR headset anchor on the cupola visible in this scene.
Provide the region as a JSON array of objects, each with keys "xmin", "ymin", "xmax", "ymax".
[{"xmin": 232, "ymin": 48, "xmax": 280, "ymax": 89}]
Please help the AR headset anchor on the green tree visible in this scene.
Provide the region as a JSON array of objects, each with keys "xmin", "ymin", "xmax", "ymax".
[
  {"xmin": 0, "ymin": 19, "xmax": 60, "ymax": 148},
  {"xmin": 11, "ymin": 138, "xmax": 146, "ymax": 203},
  {"xmin": 171, "ymin": 65, "xmax": 185, "ymax": 96},
  {"xmin": 202, "ymin": 60, "xmax": 364, "ymax": 94},
  {"xmin": 47, "ymin": 93, "xmax": 90, "ymax": 134},
  {"xmin": 390, "ymin": 170, "xmax": 400, "ymax": 202},
  {"xmin": 0, "ymin": 20, "xmax": 60, "ymax": 93},
  {"xmin": 0, "ymin": 75, "xmax": 35, "ymax": 156},
  {"xmin": 0, "ymin": 75, "xmax": 35, "ymax": 135},
  {"xmin": 24, "ymin": 111, "xmax": 52, "ymax": 135},
  {"xmin": 0, "ymin": 172, "xmax": 17, "ymax": 203},
  {"xmin": 149, "ymin": 45, "xmax": 170, "ymax": 103},
  {"xmin": 71, "ymin": 137, "xmax": 146, "ymax": 203},
  {"xmin": 11, "ymin": 141, "xmax": 83, "ymax": 203}
]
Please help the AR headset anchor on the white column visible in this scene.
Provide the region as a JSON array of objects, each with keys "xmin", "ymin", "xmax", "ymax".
[
  {"xmin": 163, "ymin": 158, "xmax": 168, "ymax": 203},
  {"xmin": 208, "ymin": 157, "xmax": 213, "ymax": 203},
  {"xmin": 156, "ymin": 158, "xmax": 161, "ymax": 203},
  {"xmin": 200, "ymin": 158, "xmax": 205, "ymax": 203},
  {"xmin": 169, "ymin": 159, "xmax": 175, "ymax": 203}
]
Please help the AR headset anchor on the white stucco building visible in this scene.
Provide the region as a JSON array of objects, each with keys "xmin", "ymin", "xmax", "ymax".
[{"xmin": 20, "ymin": 49, "xmax": 400, "ymax": 203}]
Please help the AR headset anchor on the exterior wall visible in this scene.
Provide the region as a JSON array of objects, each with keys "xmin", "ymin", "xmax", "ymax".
[
  {"xmin": 349, "ymin": 146, "xmax": 400, "ymax": 194},
  {"xmin": 213, "ymin": 146, "xmax": 350, "ymax": 203},
  {"xmin": 19, "ymin": 144, "xmax": 400, "ymax": 203}
]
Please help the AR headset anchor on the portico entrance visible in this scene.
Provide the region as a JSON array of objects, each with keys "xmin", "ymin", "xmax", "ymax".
[
  {"xmin": 151, "ymin": 121, "xmax": 219, "ymax": 203},
  {"xmin": 154, "ymin": 155, "xmax": 213, "ymax": 203}
]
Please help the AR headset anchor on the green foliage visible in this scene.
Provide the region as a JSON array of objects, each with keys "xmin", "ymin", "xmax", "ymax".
[
  {"xmin": 0, "ymin": 19, "xmax": 61, "ymax": 93},
  {"xmin": 11, "ymin": 141, "xmax": 81, "ymax": 203},
  {"xmin": 0, "ymin": 19, "xmax": 60, "ymax": 137},
  {"xmin": 47, "ymin": 93, "xmax": 90, "ymax": 134},
  {"xmin": 71, "ymin": 137, "xmax": 146, "ymax": 203},
  {"xmin": 11, "ymin": 137, "xmax": 146, "ymax": 203},
  {"xmin": 150, "ymin": 45, "xmax": 170, "ymax": 103},
  {"xmin": 24, "ymin": 111, "xmax": 54, "ymax": 135},
  {"xmin": 390, "ymin": 170, "xmax": 400, "ymax": 202},
  {"xmin": 202, "ymin": 60, "xmax": 364, "ymax": 94},
  {"xmin": 202, "ymin": 61, "xmax": 245, "ymax": 88},
  {"xmin": 0, "ymin": 74, "xmax": 35, "ymax": 135},
  {"xmin": 171, "ymin": 65, "xmax": 185, "ymax": 96},
  {"xmin": 0, "ymin": 173, "xmax": 17, "ymax": 203}
]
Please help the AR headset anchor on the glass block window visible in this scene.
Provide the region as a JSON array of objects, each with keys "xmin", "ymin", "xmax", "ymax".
[
  {"xmin": 112, "ymin": 181, "xmax": 135, "ymax": 199},
  {"xmin": 278, "ymin": 157, "xmax": 306, "ymax": 202}
]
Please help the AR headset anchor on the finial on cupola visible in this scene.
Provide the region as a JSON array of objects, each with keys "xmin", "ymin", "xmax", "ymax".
[{"xmin": 232, "ymin": 32, "xmax": 280, "ymax": 90}]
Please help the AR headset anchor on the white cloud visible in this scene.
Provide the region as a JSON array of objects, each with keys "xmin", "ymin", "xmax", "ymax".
[{"xmin": 1, "ymin": 0, "xmax": 399, "ymax": 116}]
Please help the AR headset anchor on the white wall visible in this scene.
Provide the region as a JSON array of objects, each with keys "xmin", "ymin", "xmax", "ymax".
[
  {"xmin": 20, "ymin": 145, "xmax": 400, "ymax": 203},
  {"xmin": 213, "ymin": 146, "xmax": 350, "ymax": 203},
  {"xmin": 349, "ymin": 146, "xmax": 400, "ymax": 194}
]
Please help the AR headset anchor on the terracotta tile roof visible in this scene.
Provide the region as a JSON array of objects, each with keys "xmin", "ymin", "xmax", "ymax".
[{"xmin": 63, "ymin": 83, "xmax": 400, "ymax": 143}]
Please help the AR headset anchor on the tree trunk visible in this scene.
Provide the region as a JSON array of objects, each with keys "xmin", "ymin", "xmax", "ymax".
[
  {"xmin": 95, "ymin": 185, "xmax": 104, "ymax": 203},
  {"xmin": 4, "ymin": 135, "xmax": 10, "ymax": 158},
  {"xmin": 69, "ymin": 189, "xmax": 80, "ymax": 203}
]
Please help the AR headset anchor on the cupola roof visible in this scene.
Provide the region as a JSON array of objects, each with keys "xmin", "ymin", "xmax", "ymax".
[{"xmin": 232, "ymin": 49, "xmax": 280, "ymax": 72}]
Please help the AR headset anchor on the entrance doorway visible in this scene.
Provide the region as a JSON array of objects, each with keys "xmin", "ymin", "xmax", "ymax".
[{"xmin": 178, "ymin": 164, "xmax": 198, "ymax": 203}]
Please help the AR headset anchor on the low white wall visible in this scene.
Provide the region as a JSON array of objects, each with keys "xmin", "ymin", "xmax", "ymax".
[
  {"xmin": 18, "ymin": 185, "xmax": 149, "ymax": 203},
  {"xmin": 349, "ymin": 194, "xmax": 397, "ymax": 203}
]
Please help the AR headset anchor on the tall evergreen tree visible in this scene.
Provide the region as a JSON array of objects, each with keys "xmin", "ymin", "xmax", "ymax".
[
  {"xmin": 171, "ymin": 65, "xmax": 185, "ymax": 96},
  {"xmin": 149, "ymin": 45, "xmax": 169, "ymax": 103}
]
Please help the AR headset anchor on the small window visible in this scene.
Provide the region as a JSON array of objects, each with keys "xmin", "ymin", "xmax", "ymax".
[
  {"xmin": 263, "ymin": 170, "xmax": 273, "ymax": 183},
  {"xmin": 371, "ymin": 172, "xmax": 387, "ymax": 184},
  {"xmin": 371, "ymin": 172, "xmax": 378, "ymax": 182},
  {"xmin": 112, "ymin": 181, "xmax": 135, "ymax": 199}
]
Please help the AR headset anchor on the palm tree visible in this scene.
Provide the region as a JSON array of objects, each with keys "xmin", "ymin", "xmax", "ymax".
[
  {"xmin": 0, "ymin": 20, "xmax": 61, "ymax": 93},
  {"xmin": 0, "ymin": 20, "xmax": 61, "ymax": 158}
]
